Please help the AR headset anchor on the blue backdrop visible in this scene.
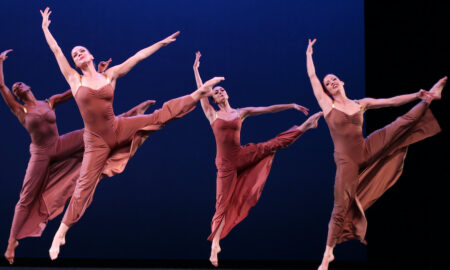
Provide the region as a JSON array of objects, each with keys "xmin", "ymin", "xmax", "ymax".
[{"xmin": 0, "ymin": 0, "xmax": 365, "ymax": 262}]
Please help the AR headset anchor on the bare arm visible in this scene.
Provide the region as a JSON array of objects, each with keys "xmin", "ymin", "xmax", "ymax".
[
  {"xmin": 360, "ymin": 90, "xmax": 427, "ymax": 110},
  {"xmin": 240, "ymin": 103, "xmax": 309, "ymax": 120},
  {"xmin": 40, "ymin": 7, "xmax": 79, "ymax": 91},
  {"xmin": 106, "ymin": 31, "xmax": 180, "ymax": 81},
  {"xmin": 306, "ymin": 39, "xmax": 332, "ymax": 113},
  {"xmin": 0, "ymin": 50, "xmax": 25, "ymax": 118},
  {"xmin": 193, "ymin": 51, "xmax": 216, "ymax": 123},
  {"xmin": 47, "ymin": 89, "xmax": 73, "ymax": 109}
]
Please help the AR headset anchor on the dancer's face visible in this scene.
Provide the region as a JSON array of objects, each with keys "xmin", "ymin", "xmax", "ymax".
[
  {"xmin": 71, "ymin": 46, "xmax": 94, "ymax": 68},
  {"xmin": 12, "ymin": 82, "xmax": 31, "ymax": 100},
  {"xmin": 323, "ymin": 74, "xmax": 345, "ymax": 96},
  {"xmin": 212, "ymin": 86, "xmax": 229, "ymax": 104}
]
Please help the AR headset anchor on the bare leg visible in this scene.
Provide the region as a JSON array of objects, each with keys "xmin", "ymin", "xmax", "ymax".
[
  {"xmin": 4, "ymin": 238, "xmax": 18, "ymax": 264},
  {"xmin": 49, "ymin": 222, "xmax": 69, "ymax": 260},
  {"xmin": 190, "ymin": 77, "xmax": 225, "ymax": 101},
  {"xmin": 429, "ymin": 76, "xmax": 447, "ymax": 100},
  {"xmin": 210, "ymin": 218, "xmax": 226, "ymax": 267},
  {"xmin": 318, "ymin": 245, "xmax": 335, "ymax": 270},
  {"xmin": 297, "ymin": 111, "xmax": 323, "ymax": 132}
]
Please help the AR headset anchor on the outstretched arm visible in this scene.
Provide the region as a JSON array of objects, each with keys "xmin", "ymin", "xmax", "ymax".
[
  {"xmin": 40, "ymin": 7, "xmax": 79, "ymax": 91},
  {"xmin": 106, "ymin": 31, "xmax": 180, "ymax": 81},
  {"xmin": 360, "ymin": 90, "xmax": 429, "ymax": 110},
  {"xmin": 239, "ymin": 103, "xmax": 309, "ymax": 120},
  {"xmin": 306, "ymin": 39, "xmax": 332, "ymax": 113},
  {"xmin": 0, "ymin": 49, "xmax": 25, "ymax": 118},
  {"xmin": 193, "ymin": 51, "xmax": 216, "ymax": 123}
]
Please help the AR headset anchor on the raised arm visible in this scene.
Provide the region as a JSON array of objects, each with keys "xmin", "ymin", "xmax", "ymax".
[
  {"xmin": 40, "ymin": 7, "xmax": 79, "ymax": 90},
  {"xmin": 240, "ymin": 103, "xmax": 309, "ymax": 120},
  {"xmin": 0, "ymin": 49, "xmax": 25, "ymax": 118},
  {"xmin": 193, "ymin": 51, "xmax": 216, "ymax": 123},
  {"xmin": 359, "ymin": 90, "xmax": 430, "ymax": 110},
  {"xmin": 106, "ymin": 31, "xmax": 180, "ymax": 81},
  {"xmin": 306, "ymin": 39, "xmax": 332, "ymax": 112}
]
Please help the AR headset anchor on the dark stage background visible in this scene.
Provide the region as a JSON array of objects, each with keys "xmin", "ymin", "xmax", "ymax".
[
  {"xmin": 1, "ymin": 0, "xmax": 365, "ymax": 263},
  {"xmin": 364, "ymin": 0, "xmax": 449, "ymax": 269},
  {"xmin": 0, "ymin": 0, "xmax": 448, "ymax": 269}
]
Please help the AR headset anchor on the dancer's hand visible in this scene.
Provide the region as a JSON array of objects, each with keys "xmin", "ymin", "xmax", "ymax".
[
  {"xmin": 293, "ymin": 103, "xmax": 310, "ymax": 115},
  {"xmin": 146, "ymin": 100, "xmax": 156, "ymax": 106},
  {"xmin": 40, "ymin": 7, "xmax": 52, "ymax": 29},
  {"xmin": 417, "ymin": 89, "xmax": 433, "ymax": 103},
  {"xmin": 193, "ymin": 51, "xmax": 201, "ymax": 69},
  {"xmin": 204, "ymin": 77, "xmax": 225, "ymax": 88},
  {"xmin": 201, "ymin": 77, "xmax": 225, "ymax": 96},
  {"xmin": 0, "ymin": 49, "xmax": 13, "ymax": 62},
  {"xmin": 159, "ymin": 31, "xmax": 180, "ymax": 46},
  {"xmin": 306, "ymin": 38, "xmax": 316, "ymax": 55},
  {"xmin": 98, "ymin": 58, "xmax": 112, "ymax": 73}
]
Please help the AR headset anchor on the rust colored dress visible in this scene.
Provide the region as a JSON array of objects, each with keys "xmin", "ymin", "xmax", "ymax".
[
  {"xmin": 208, "ymin": 114, "xmax": 304, "ymax": 241},
  {"xmin": 9, "ymin": 99, "xmax": 155, "ymax": 240},
  {"xmin": 324, "ymin": 101, "xmax": 440, "ymax": 246},
  {"xmin": 9, "ymin": 101, "xmax": 84, "ymax": 240},
  {"xmin": 61, "ymin": 79, "xmax": 196, "ymax": 226}
]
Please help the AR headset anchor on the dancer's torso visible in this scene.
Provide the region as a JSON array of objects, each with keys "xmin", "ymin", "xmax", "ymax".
[
  {"xmin": 212, "ymin": 116, "xmax": 242, "ymax": 167},
  {"xmin": 74, "ymin": 79, "xmax": 117, "ymax": 146},
  {"xmin": 325, "ymin": 107, "xmax": 366, "ymax": 163},
  {"xmin": 22, "ymin": 101, "xmax": 59, "ymax": 146}
]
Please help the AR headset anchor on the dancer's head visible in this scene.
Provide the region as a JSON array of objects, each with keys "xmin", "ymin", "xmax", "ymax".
[
  {"xmin": 323, "ymin": 74, "xmax": 345, "ymax": 97},
  {"xmin": 11, "ymin": 82, "xmax": 32, "ymax": 101},
  {"xmin": 212, "ymin": 86, "xmax": 229, "ymax": 104},
  {"xmin": 71, "ymin": 46, "xmax": 94, "ymax": 69}
]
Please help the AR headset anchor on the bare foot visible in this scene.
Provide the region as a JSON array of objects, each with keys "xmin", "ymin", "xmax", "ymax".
[
  {"xmin": 318, "ymin": 250, "xmax": 334, "ymax": 270},
  {"xmin": 429, "ymin": 76, "xmax": 447, "ymax": 100},
  {"xmin": 49, "ymin": 235, "xmax": 66, "ymax": 260},
  {"xmin": 209, "ymin": 244, "xmax": 221, "ymax": 267},
  {"xmin": 328, "ymin": 252, "xmax": 335, "ymax": 263},
  {"xmin": 4, "ymin": 240, "xmax": 18, "ymax": 264},
  {"xmin": 299, "ymin": 111, "xmax": 323, "ymax": 131}
]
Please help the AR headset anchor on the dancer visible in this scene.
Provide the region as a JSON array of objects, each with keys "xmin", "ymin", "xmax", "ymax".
[
  {"xmin": 305, "ymin": 39, "xmax": 444, "ymax": 270},
  {"xmin": 193, "ymin": 51, "xmax": 323, "ymax": 266},
  {"xmin": 1, "ymin": 50, "xmax": 154, "ymax": 264},
  {"xmin": 40, "ymin": 8, "xmax": 223, "ymax": 260}
]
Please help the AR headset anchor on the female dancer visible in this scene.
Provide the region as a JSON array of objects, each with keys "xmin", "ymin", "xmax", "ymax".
[
  {"xmin": 193, "ymin": 51, "xmax": 323, "ymax": 266},
  {"xmin": 305, "ymin": 39, "xmax": 444, "ymax": 270},
  {"xmin": 40, "ymin": 8, "xmax": 222, "ymax": 260},
  {"xmin": 1, "ymin": 50, "xmax": 154, "ymax": 264}
]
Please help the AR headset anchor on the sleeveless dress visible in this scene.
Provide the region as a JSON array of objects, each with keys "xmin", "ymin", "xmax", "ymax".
[
  {"xmin": 9, "ymin": 102, "xmax": 84, "ymax": 239},
  {"xmin": 208, "ymin": 113, "xmax": 304, "ymax": 240},
  {"xmin": 62, "ymin": 77, "xmax": 196, "ymax": 226},
  {"xmin": 324, "ymin": 101, "xmax": 440, "ymax": 246},
  {"xmin": 9, "ymin": 99, "xmax": 155, "ymax": 239}
]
